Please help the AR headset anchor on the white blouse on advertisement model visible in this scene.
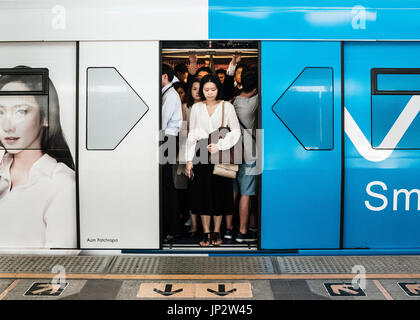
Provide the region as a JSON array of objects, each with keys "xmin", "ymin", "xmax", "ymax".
[{"xmin": 0, "ymin": 152, "xmax": 77, "ymax": 249}]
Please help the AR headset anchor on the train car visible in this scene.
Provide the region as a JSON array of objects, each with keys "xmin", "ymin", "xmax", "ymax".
[{"xmin": 0, "ymin": 0, "xmax": 419, "ymax": 255}]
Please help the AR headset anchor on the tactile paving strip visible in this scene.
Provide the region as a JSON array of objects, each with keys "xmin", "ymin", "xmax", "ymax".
[
  {"xmin": 0, "ymin": 256, "xmax": 112, "ymax": 274},
  {"xmin": 277, "ymin": 256, "xmax": 420, "ymax": 274},
  {"xmin": 110, "ymin": 256, "xmax": 276, "ymax": 274},
  {"xmin": 2, "ymin": 255, "xmax": 420, "ymax": 275}
]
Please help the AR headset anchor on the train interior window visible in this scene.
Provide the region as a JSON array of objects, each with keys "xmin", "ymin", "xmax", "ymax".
[
  {"xmin": 161, "ymin": 40, "xmax": 260, "ymax": 249},
  {"xmin": 371, "ymin": 68, "xmax": 420, "ymax": 149}
]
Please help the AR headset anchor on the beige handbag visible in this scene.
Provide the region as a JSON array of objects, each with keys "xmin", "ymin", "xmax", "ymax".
[{"xmin": 213, "ymin": 163, "xmax": 239, "ymax": 179}]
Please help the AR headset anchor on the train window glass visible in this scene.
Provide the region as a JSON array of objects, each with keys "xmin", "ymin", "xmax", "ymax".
[
  {"xmin": 272, "ymin": 67, "xmax": 334, "ymax": 150},
  {"xmin": 86, "ymin": 67, "xmax": 149, "ymax": 150},
  {"xmin": 377, "ymin": 74, "xmax": 420, "ymax": 92},
  {"xmin": 0, "ymin": 75, "xmax": 43, "ymax": 93},
  {"xmin": 371, "ymin": 68, "xmax": 420, "ymax": 149}
]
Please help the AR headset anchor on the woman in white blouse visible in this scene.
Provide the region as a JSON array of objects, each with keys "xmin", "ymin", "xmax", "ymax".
[
  {"xmin": 185, "ymin": 74, "xmax": 241, "ymax": 247},
  {"xmin": 0, "ymin": 68, "xmax": 76, "ymax": 249}
]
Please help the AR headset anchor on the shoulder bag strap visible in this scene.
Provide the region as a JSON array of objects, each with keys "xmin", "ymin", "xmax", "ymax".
[
  {"xmin": 221, "ymin": 101, "xmax": 225, "ymax": 128},
  {"xmin": 162, "ymin": 84, "xmax": 173, "ymax": 96},
  {"xmin": 237, "ymin": 117, "xmax": 256, "ymax": 141}
]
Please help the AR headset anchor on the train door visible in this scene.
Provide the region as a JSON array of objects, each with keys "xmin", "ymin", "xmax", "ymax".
[
  {"xmin": 0, "ymin": 42, "xmax": 77, "ymax": 249},
  {"xmin": 261, "ymin": 41, "xmax": 342, "ymax": 250},
  {"xmin": 79, "ymin": 41, "xmax": 160, "ymax": 249},
  {"xmin": 343, "ymin": 42, "xmax": 420, "ymax": 249},
  {"xmin": 161, "ymin": 41, "xmax": 260, "ymax": 248}
]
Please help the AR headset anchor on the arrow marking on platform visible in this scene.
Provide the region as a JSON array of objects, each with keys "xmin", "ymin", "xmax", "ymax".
[
  {"xmin": 24, "ymin": 282, "xmax": 67, "ymax": 296},
  {"xmin": 405, "ymin": 284, "xmax": 420, "ymax": 295},
  {"xmin": 207, "ymin": 284, "xmax": 237, "ymax": 297},
  {"xmin": 31, "ymin": 284, "xmax": 62, "ymax": 295},
  {"xmin": 332, "ymin": 284, "xmax": 360, "ymax": 295},
  {"xmin": 153, "ymin": 284, "xmax": 183, "ymax": 296},
  {"xmin": 398, "ymin": 282, "xmax": 420, "ymax": 296},
  {"xmin": 324, "ymin": 283, "xmax": 366, "ymax": 296}
]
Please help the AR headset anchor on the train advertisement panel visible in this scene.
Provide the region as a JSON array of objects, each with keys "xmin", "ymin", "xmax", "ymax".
[{"xmin": 0, "ymin": 43, "xmax": 77, "ymax": 249}]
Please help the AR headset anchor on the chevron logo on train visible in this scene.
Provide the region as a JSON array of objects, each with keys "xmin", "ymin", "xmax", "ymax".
[{"xmin": 345, "ymin": 95, "xmax": 420, "ymax": 162}]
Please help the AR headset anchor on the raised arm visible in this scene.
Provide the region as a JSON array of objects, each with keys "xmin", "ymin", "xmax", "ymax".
[
  {"xmin": 227, "ymin": 52, "xmax": 241, "ymax": 76},
  {"xmin": 188, "ymin": 52, "xmax": 198, "ymax": 76}
]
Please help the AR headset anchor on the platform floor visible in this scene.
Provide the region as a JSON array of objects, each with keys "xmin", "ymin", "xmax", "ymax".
[{"xmin": 1, "ymin": 254, "xmax": 420, "ymax": 300}]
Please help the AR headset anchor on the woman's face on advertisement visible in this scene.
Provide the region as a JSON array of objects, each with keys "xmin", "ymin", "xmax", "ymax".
[
  {"xmin": 203, "ymin": 81, "xmax": 218, "ymax": 101},
  {"xmin": 0, "ymin": 82, "xmax": 44, "ymax": 153},
  {"xmin": 191, "ymin": 82, "xmax": 200, "ymax": 101}
]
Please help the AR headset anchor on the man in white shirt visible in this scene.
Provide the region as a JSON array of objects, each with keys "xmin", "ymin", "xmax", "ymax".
[
  {"xmin": 161, "ymin": 64, "xmax": 183, "ymax": 242},
  {"xmin": 162, "ymin": 64, "xmax": 182, "ymax": 137}
]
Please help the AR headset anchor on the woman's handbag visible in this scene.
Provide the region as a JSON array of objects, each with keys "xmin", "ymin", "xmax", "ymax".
[
  {"xmin": 208, "ymin": 101, "xmax": 240, "ymax": 178},
  {"xmin": 172, "ymin": 164, "xmax": 188, "ymax": 189},
  {"xmin": 213, "ymin": 163, "xmax": 239, "ymax": 179}
]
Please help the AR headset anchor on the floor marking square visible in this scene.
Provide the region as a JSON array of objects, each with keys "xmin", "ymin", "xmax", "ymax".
[
  {"xmin": 324, "ymin": 282, "xmax": 366, "ymax": 297},
  {"xmin": 137, "ymin": 283, "xmax": 195, "ymax": 298},
  {"xmin": 24, "ymin": 282, "xmax": 68, "ymax": 297},
  {"xmin": 196, "ymin": 283, "xmax": 252, "ymax": 298}
]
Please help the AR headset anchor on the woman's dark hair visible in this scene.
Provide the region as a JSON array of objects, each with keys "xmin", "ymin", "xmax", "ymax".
[
  {"xmin": 215, "ymin": 68, "xmax": 226, "ymax": 76},
  {"xmin": 235, "ymin": 63, "xmax": 248, "ymax": 74},
  {"xmin": 196, "ymin": 66, "xmax": 211, "ymax": 76},
  {"xmin": 199, "ymin": 73, "xmax": 224, "ymax": 101},
  {"xmin": 174, "ymin": 63, "xmax": 188, "ymax": 75},
  {"xmin": 173, "ymin": 81, "xmax": 187, "ymax": 104},
  {"xmin": 172, "ymin": 81, "xmax": 187, "ymax": 93},
  {"xmin": 0, "ymin": 66, "xmax": 75, "ymax": 170},
  {"xmin": 235, "ymin": 63, "xmax": 249, "ymax": 84},
  {"xmin": 185, "ymin": 78, "xmax": 201, "ymax": 108}
]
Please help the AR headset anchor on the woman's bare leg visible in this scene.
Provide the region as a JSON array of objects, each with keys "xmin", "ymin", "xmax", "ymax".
[
  {"xmin": 239, "ymin": 195, "xmax": 251, "ymax": 234},
  {"xmin": 189, "ymin": 212, "xmax": 197, "ymax": 232},
  {"xmin": 226, "ymin": 191, "xmax": 237, "ymax": 231},
  {"xmin": 200, "ymin": 215, "xmax": 211, "ymax": 246},
  {"xmin": 212, "ymin": 215, "xmax": 223, "ymax": 245}
]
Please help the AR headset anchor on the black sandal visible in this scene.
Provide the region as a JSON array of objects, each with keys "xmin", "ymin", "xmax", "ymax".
[
  {"xmin": 199, "ymin": 233, "xmax": 211, "ymax": 247},
  {"xmin": 212, "ymin": 232, "xmax": 222, "ymax": 246},
  {"xmin": 188, "ymin": 229, "xmax": 198, "ymax": 239}
]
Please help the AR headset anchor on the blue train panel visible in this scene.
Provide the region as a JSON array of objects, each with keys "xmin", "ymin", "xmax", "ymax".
[
  {"xmin": 344, "ymin": 42, "xmax": 420, "ymax": 249},
  {"xmin": 261, "ymin": 41, "xmax": 342, "ymax": 249},
  {"xmin": 209, "ymin": 0, "xmax": 420, "ymax": 40}
]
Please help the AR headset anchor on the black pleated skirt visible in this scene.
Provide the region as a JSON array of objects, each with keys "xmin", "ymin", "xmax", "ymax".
[{"xmin": 188, "ymin": 140, "xmax": 234, "ymax": 216}]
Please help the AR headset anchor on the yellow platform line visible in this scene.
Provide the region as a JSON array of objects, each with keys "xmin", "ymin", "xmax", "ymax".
[
  {"xmin": 0, "ymin": 273, "xmax": 420, "ymax": 280},
  {"xmin": 0, "ymin": 280, "xmax": 19, "ymax": 300},
  {"xmin": 373, "ymin": 280, "xmax": 394, "ymax": 300}
]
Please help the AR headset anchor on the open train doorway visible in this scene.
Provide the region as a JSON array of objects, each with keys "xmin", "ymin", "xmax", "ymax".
[{"xmin": 160, "ymin": 40, "xmax": 261, "ymax": 250}]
